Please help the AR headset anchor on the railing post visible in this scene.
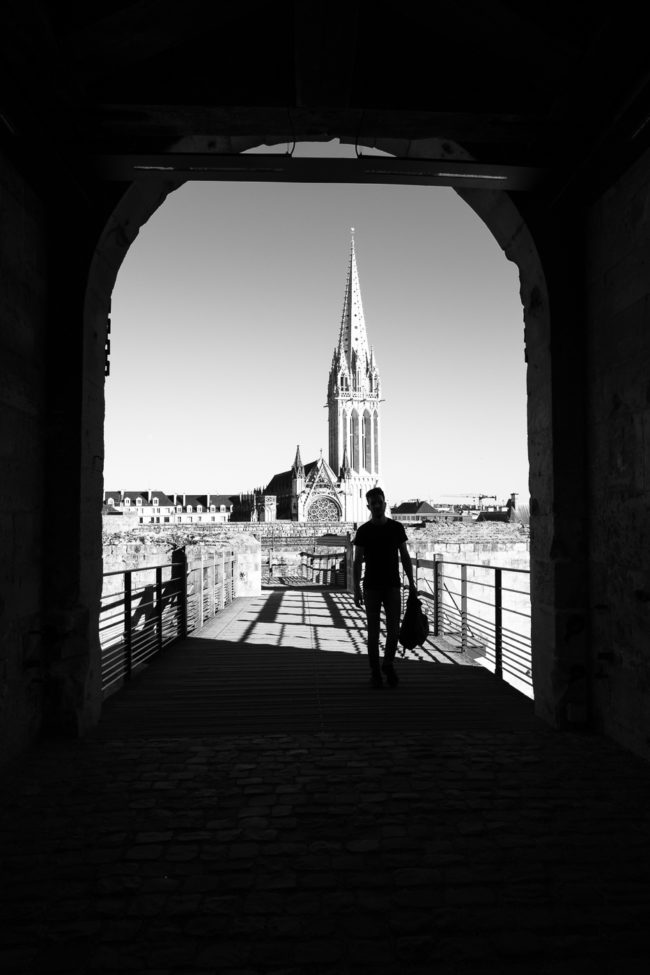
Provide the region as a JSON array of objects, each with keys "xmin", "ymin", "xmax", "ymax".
[
  {"xmin": 461, "ymin": 562, "xmax": 468, "ymax": 653},
  {"xmin": 173, "ymin": 549, "xmax": 188, "ymax": 639},
  {"xmin": 494, "ymin": 567, "xmax": 503, "ymax": 679},
  {"xmin": 124, "ymin": 570, "xmax": 133, "ymax": 679},
  {"xmin": 199, "ymin": 549, "xmax": 205, "ymax": 626},
  {"xmin": 210, "ymin": 552, "xmax": 216, "ymax": 619},
  {"xmin": 437, "ymin": 558, "xmax": 444, "ymax": 637},
  {"xmin": 433, "ymin": 558, "xmax": 440, "ymax": 636},
  {"xmin": 155, "ymin": 566, "xmax": 164, "ymax": 653},
  {"xmin": 221, "ymin": 550, "xmax": 226, "ymax": 608}
]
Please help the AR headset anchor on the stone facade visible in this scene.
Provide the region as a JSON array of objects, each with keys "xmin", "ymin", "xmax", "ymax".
[{"xmin": 104, "ymin": 491, "xmax": 235, "ymax": 525}]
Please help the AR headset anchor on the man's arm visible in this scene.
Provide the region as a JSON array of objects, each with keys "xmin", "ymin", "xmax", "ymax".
[
  {"xmin": 399, "ymin": 542, "xmax": 416, "ymax": 592},
  {"xmin": 353, "ymin": 545, "xmax": 364, "ymax": 606}
]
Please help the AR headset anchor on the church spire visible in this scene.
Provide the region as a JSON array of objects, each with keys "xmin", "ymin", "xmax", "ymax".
[{"xmin": 336, "ymin": 228, "xmax": 371, "ymax": 374}]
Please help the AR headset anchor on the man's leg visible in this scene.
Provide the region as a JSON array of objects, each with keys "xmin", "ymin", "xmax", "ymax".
[
  {"xmin": 363, "ymin": 587, "xmax": 382, "ymax": 683},
  {"xmin": 381, "ymin": 587, "xmax": 402, "ymax": 686},
  {"xmin": 383, "ymin": 587, "xmax": 401, "ymax": 662}
]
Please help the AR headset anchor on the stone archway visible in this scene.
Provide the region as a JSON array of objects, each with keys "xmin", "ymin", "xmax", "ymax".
[{"xmin": 80, "ymin": 134, "xmax": 564, "ymax": 732}]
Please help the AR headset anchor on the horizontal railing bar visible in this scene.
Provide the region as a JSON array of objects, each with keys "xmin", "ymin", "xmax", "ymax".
[
  {"xmin": 463, "ymin": 594, "xmax": 500, "ymax": 611},
  {"xmin": 440, "ymin": 560, "xmax": 530, "ymax": 574},
  {"xmin": 501, "ymin": 606, "xmax": 531, "ymax": 621},
  {"xmin": 103, "ymin": 562, "xmax": 177, "ymax": 578},
  {"xmin": 501, "ymin": 638, "xmax": 531, "ymax": 657},
  {"xmin": 486, "ymin": 644, "xmax": 531, "ymax": 667},
  {"xmin": 501, "ymin": 622, "xmax": 531, "ymax": 640},
  {"xmin": 100, "ymin": 595, "xmax": 127, "ymax": 609},
  {"xmin": 500, "ymin": 584, "xmax": 531, "ymax": 595}
]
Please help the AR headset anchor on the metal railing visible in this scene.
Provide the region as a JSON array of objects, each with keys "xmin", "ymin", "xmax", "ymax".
[
  {"xmin": 401, "ymin": 557, "xmax": 532, "ymax": 693},
  {"xmin": 99, "ymin": 549, "xmax": 236, "ymax": 699}
]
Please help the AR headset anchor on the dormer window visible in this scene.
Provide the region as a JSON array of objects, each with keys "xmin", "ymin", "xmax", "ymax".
[
  {"xmin": 187, "ymin": 505, "xmax": 192, "ymax": 513},
  {"xmin": 125, "ymin": 498, "xmax": 131, "ymax": 506},
  {"xmin": 210, "ymin": 505, "xmax": 216, "ymax": 512},
  {"xmin": 136, "ymin": 497, "xmax": 142, "ymax": 505},
  {"xmin": 176, "ymin": 505, "xmax": 182, "ymax": 513},
  {"xmin": 153, "ymin": 497, "xmax": 159, "ymax": 505},
  {"xmin": 107, "ymin": 498, "xmax": 114, "ymax": 506},
  {"xmin": 197, "ymin": 505, "xmax": 202, "ymax": 513}
]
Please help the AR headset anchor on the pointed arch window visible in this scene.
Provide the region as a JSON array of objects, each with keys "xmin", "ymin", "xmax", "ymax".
[
  {"xmin": 373, "ymin": 410, "xmax": 379, "ymax": 474},
  {"xmin": 350, "ymin": 409, "xmax": 359, "ymax": 472},
  {"xmin": 362, "ymin": 410, "xmax": 372, "ymax": 472}
]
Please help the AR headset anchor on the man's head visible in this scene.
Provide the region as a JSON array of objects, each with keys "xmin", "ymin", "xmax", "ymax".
[{"xmin": 366, "ymin": 487, "xmax": 386, "ymax": 518}]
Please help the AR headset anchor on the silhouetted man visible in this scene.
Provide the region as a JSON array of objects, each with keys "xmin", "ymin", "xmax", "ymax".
[{"xmin": 353, "ymin": 487, "xmax": 416, "ymax": 688}]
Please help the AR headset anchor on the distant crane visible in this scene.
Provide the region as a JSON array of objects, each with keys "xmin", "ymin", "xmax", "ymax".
[{"xmin": 439, "ymin": 493, "xmax": 497, "ymax": 507}]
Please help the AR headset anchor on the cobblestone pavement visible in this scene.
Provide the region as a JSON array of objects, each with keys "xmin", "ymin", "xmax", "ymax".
[{"xmin": 2, "ymin": 727, "xmax": 650, "ymax": 974}]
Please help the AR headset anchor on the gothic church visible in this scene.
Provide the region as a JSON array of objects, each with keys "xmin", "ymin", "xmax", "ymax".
[{"xmin": 256, "ymin": 233, "xmax": 383, "ymax": 523}]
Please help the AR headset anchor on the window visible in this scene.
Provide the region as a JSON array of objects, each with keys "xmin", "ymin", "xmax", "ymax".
[
  {"xmin": 153, "ymin": 497, "xmax": 159, "ymax": 505},
  {"xmin": 220, "ymin": 505, "xmax": 226, "ymax": 512},
  {"xmin": 107, "ymin": 497, "xmax": 114, "ymax": 506},
  {"xmin": 187, "ymin": 505, "xmax": 192, "ymax": 513},
  {"xmin": 211, "ymin": 516, "xmax": 216, "ymax": 522},
  {"xmin": 164, "ymin": 517, "xmax": 170, "ymax": 523},
  {"xmin": 197, "ymin": 505, "xmax": 202, "ymax": 513},
  {"xmin": 210, "ymin": 505, "xmax": 216, "ymax": 512},
  {"xmin": 125, "ymin": 498, "xmax": 131, "ymax": 506},
  {"xmin": 176, "ymin": 506, "xmax": 182, "ymax": 513},
  {"xmin": 136, "ymin": 497, "xmax": 142, "ymax": 505}
]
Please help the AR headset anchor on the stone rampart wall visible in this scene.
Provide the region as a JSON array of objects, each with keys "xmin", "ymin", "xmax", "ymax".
[
  {"xmin": 587, "ymin": 145, "xmax": 650, "ymax": 757},
  {"xmin": 0, "ymin": 148, "xmax": 48, "ymax": 765},
  {"xmin": 102, "ymin": 535, "xmax": 262, "ymax": 600},
  {"xmin": 103, "ymin": 519, "xmax": 529, "ymax": 547}
]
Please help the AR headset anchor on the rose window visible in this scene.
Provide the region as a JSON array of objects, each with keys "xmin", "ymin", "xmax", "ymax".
[{"xmin": 307, "ymin": 497, "xmax": 340, "ymax": 522}]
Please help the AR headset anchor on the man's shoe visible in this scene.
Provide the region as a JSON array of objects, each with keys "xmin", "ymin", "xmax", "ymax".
[
  {"xmin": 370, "ymin": 670, "xmax": 384, "ymax": 689},
  {"xmin": 381, "ymin": 662, "xmax": 399, "ymax": 687}
]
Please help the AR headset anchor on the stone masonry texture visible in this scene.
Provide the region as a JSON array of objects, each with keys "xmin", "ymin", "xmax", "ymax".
[{"xmin": 2, "ymin": 727, "xmax": 650, "ymax": 974}]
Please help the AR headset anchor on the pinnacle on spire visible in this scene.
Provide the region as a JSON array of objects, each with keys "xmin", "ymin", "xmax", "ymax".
[
  {"xmin": 292, "ymin": 444, "xmax": 304, "ymax": 477},
  {"xmin": 336, "ymin": 229, "xmax": 370, "ymax": 373},
  {"xmin": 340, "ymin": 442, "xmax": 351, "ymax": 478}
]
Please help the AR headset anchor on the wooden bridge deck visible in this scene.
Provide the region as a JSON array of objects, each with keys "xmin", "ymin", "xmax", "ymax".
[{"xmin": 96, "ymin": 589, "xmax": 540, "ymax": 739}]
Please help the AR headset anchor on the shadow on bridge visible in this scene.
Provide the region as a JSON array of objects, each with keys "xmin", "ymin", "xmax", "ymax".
[{"xmin": 96, "ymin": 590, "xmax": 539, "ymax": 739}]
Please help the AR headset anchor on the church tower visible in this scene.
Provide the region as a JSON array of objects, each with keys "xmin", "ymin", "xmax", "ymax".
[{"xmin": 327, "ymin": 230, "xmax": 382, "ymax": 522}]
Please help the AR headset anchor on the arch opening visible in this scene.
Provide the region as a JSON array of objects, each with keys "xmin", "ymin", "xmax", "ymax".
[{"xmin": 84, "ymin": 135, "xmax": 550, "ymax": 731}]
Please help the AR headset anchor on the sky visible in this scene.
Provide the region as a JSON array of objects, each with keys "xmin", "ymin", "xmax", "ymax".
[{"xmin": 104, "ymin": 141, "xmax": 529, "ymax": 506}]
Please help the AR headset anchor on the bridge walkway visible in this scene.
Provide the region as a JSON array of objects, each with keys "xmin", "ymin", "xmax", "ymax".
[{"xmin": 1, "ymin": 590, "xmax": 650, "ymax": 973}]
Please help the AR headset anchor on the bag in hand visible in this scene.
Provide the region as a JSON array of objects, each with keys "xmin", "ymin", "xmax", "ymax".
[{"xmin": 399, "ymin": 591, "xmax": 430, "ymax": 651}]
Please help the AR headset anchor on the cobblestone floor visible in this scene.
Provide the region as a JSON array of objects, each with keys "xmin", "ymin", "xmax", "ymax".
[{"xmin": 2, "ymin": 727, "xmax": 650, "ymax": 974}]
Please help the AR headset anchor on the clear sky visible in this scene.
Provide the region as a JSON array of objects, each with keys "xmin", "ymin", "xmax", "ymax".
[{"xmin": 104, "ymin": 141, "xmax": 529, "ymax": 506}]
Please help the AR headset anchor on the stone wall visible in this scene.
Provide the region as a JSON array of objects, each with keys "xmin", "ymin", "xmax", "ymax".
[
  {"xmin": 103, "ymin": 520, "xmax": 355, "ymax": 545},
  {"xmin": 0, "ymin": 148, "xmax": 48, "ymax": 765},
  {"xmin": 103, "ymin": 535, "xmax": 262, "ymax": 599},
  {"xmin": 586, "ymin": 146, "xmax": 650, "ymax": 758}
]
